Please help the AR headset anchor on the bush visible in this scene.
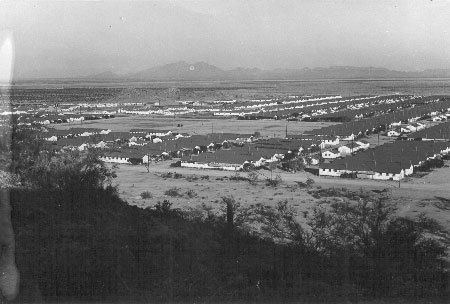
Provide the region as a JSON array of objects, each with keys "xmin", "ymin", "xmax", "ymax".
[
  {"xmin": 265, "ymin": 175, "xmax": 282, "ymax": 187},
  {"xmin": 152, "ymin": 199, "xmax": 181, "ymax": 217},
  {"xmin": 186, "ymin": 175, "xmax": 199, "ymax": 182},
  {"xmin": 307, "ymin": 187, "xmax": 373, "ymax": 200},
  {"xmin": 161, "ymin": 172, "xmax": 173, "ymax": 178},
  {"xmin": 140, "ymin": 191, "xmax": 153, "ymax": 199},
  {"xmin": 306, "ymin": 178, "xmax": 315, "ymax": 186},
  {"xmin": 229, "ymin": 172, "xmax": 249, "ymax": 182},
  {"xmin": 185, "ymin": 189, "xmax": 197, "ymax": 198},
  {"xmin": 308, "ymin": 195, "xmax": 448, "ymax": 298},
  {"xmin": 247, "ymin": 171, "xmax": 258, "ymax": 185},
  {"xmin": 415, "ymin": 158, "xmax": 445, "ymax": 172},
  {"xmin": 295, "ymin": 178, "xmax": 315, "ymax": 189},
  {"xmin": 170, "ymin": 160, "xmax": 181, "ymax": 167},
  {"xmin": 281, "ymin": 158, "xmax": 305, "ymax": 172},
  {"xmin": 340, "ymin": 172, "xmax": 357, "ymax": 179},
  {"xmin": 164, "ymin": 187, "xmax": 182, "ymax": 197}
]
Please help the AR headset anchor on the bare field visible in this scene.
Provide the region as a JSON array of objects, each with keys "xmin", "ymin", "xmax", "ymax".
[
  {"xmin": 111, "ymin": 161, "xmax": 450, "ymax": 232},
  {"xmin": 55, "ymin": 116, "xmax": 338, "ymax": 137}
]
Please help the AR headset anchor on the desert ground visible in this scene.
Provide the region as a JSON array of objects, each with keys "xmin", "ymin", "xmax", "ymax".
[
  {"xmin": 55, "ymin": 116, "xmax": 338, "ymax": 138},
  {"xmin": 110, "ymin": 159, "xmax": 450, "ymax": 233}
]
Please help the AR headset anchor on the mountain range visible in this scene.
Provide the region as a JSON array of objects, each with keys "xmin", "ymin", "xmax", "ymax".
[{"xmin": 86, "ymin": 61, "xmax": 450, "ymax": 81}]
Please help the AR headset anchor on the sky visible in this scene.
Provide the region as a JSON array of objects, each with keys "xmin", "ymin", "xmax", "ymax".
[{"xmin": 1, "ymin": 0, "xmax": 450, "ymax": 79}]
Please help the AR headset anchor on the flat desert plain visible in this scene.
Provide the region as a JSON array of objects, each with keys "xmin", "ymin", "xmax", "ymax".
[
  {"xmin": 55, "ymin": 116, "xmax": 338, "ymax": 137},
  {"xmin": 110, "ymin": 160, "xmax": 450, "ymax": 234}
]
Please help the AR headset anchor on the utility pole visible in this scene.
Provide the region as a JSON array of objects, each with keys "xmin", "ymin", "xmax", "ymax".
[
  {"xmin": 376, "ymin": 118, "xmax": 380, "ymax": 145},
  {"xmin": 79, "ymin": 105, "xmax": 82, "ymax": 125}
]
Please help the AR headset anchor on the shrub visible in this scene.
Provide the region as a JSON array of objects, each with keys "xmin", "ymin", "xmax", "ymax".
[
  {"xmin": 229, "ymin": 172, "xmax": 250, "ymax": 182},
  {"xmin": 186, "ymin": 175, "xmax": 199, "ymax": 182},
  {"xmin": 164, "ymin": 187, "xmax": 182, "ymax": 197},
  {"xmin": 415, "ymin": 158, "xmax": 445, "ymax": 172},
  {"xmin": 305, "ymin": 178, "xmax": 315, "ymax": 186},
  {"xmin": 308, "ymin": 195, "xmax": 447, "ymax": 297},
  {"xmin": 308, "ymin": 187, "xmax": 373, "ymax": 200},
  {"xmin": 281, "ymin": 158, "xmax": 305, "ymax": 172},
  {"xmin": 170, "ymin": 160, "xmax": 181, "ymax": 167},
  {"xmin": 185, "ymin": 189, "xmax": 197, "ymax": 198},
  {"xmin": 153, "ymin": 199, "xmax": 177, "ymax": 216},
  {"xmin": 265, "ymin": 175, "xmax": 282, "ymax": 187},
  {"xmin": 173, "ymin": 172, "xmax": 183, "ymax": 179},
  {"xmin": 340, "ymin": 172, "xmax": 357, "ymax": 179},
  {"xmin": 222, "ymin": 196, "xmax": 239, "ymax": 230},
  {"xmin": 247, "ymin": 171, "xmax": 258, "ymax": 185},
  {"xmin": 140, "ymin": 191, "xmax": 153, "ymax": 199},
  {"xmin": 296, "ymin": 178, "xmax": 315, "ymax": 189},
  {"xmin": 161, "ymin": 172, "xmax": 173, "ymax": 178}
]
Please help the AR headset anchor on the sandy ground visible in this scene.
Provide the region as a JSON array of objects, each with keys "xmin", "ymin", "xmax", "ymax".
[
  {"xmin": 111, "ymin": 161, "xmax": 450, "ymax": 233},
  {"xmin": 54, "ymin": 116, "xmax": 338, "ymax": 138}
]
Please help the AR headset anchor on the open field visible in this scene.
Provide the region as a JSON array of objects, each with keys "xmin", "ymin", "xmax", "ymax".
[
  {"xmin": 111, "ymin": 160, "xmax": 450, "ymax": 233},
  {"xmin": 55, "ymin": 116, "xmax": 338, "ymax": 137},
  {"xmin": 15, "ymin": 78, "xmax": 450, "ymax": 96}
]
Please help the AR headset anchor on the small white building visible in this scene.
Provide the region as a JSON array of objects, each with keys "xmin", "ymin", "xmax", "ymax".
[
  {"xmin": 319, "ymin": 137, "xmax": 340, "ymax": 149},
  {"xmin": 322, "ymin": 149, "xmax": 341, "ymax": 159},
  {"xmin": 387, "ymin": 129, "xmax": 401, "ymax": 137},
  {"xmin": 338, "ymin": 142, "xmax": 361, "ymax": 155},
  {"xmin": 45, "ymin": 135, "xmax": 58, "ymax": 142},
  {"xmin": 400, "ymin": 126, "xmax": 412, "ymax": 133},
  {"xmin": 355, "ymin": 140, "xmax": 370, "ymax": 150}
]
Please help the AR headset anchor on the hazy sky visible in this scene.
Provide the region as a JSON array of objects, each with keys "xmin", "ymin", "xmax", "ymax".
[{"xmin": 1, "ymin": 0, "xmax": 450, "ymax": 79}]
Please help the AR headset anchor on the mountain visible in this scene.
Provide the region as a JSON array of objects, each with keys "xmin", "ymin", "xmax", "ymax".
[
  {"xmin": 89, "ymin": 62, "xmax": 450, "ymax": 81},
  {"xmin": 85, "ymin": 71, "xmax": 120, "ymax": 80},
  {"xmin": 129, "ymin": 61, "xmax": 226, "ymax": 80}
]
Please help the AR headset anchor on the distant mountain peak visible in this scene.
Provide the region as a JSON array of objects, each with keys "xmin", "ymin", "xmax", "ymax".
[
  {"xmin": 86, "ymin": 71, "xmax": 119, "ymax": 79},
  {"xmin": 84, "ymin": 62, "xmax": 450, "ymax": 81}
]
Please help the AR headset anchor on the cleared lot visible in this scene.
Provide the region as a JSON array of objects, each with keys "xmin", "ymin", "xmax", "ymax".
[{"xmin": 55, "ymin": 115, "xmax": 338, "ymax": 137}]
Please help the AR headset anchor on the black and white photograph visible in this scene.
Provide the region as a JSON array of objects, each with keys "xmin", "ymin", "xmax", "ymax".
[{"xmin": 1, "ymin": 1, "xmax": 449, "ymax": 303}]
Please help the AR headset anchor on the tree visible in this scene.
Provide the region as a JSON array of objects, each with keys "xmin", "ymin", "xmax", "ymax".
[
  {"xmin": 25, "ymin": 149, "xmax": 115, "ymax": 192},
  {"xmin": 308, "ymin": 194, "xmax": 447, "ymax": 297}
]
